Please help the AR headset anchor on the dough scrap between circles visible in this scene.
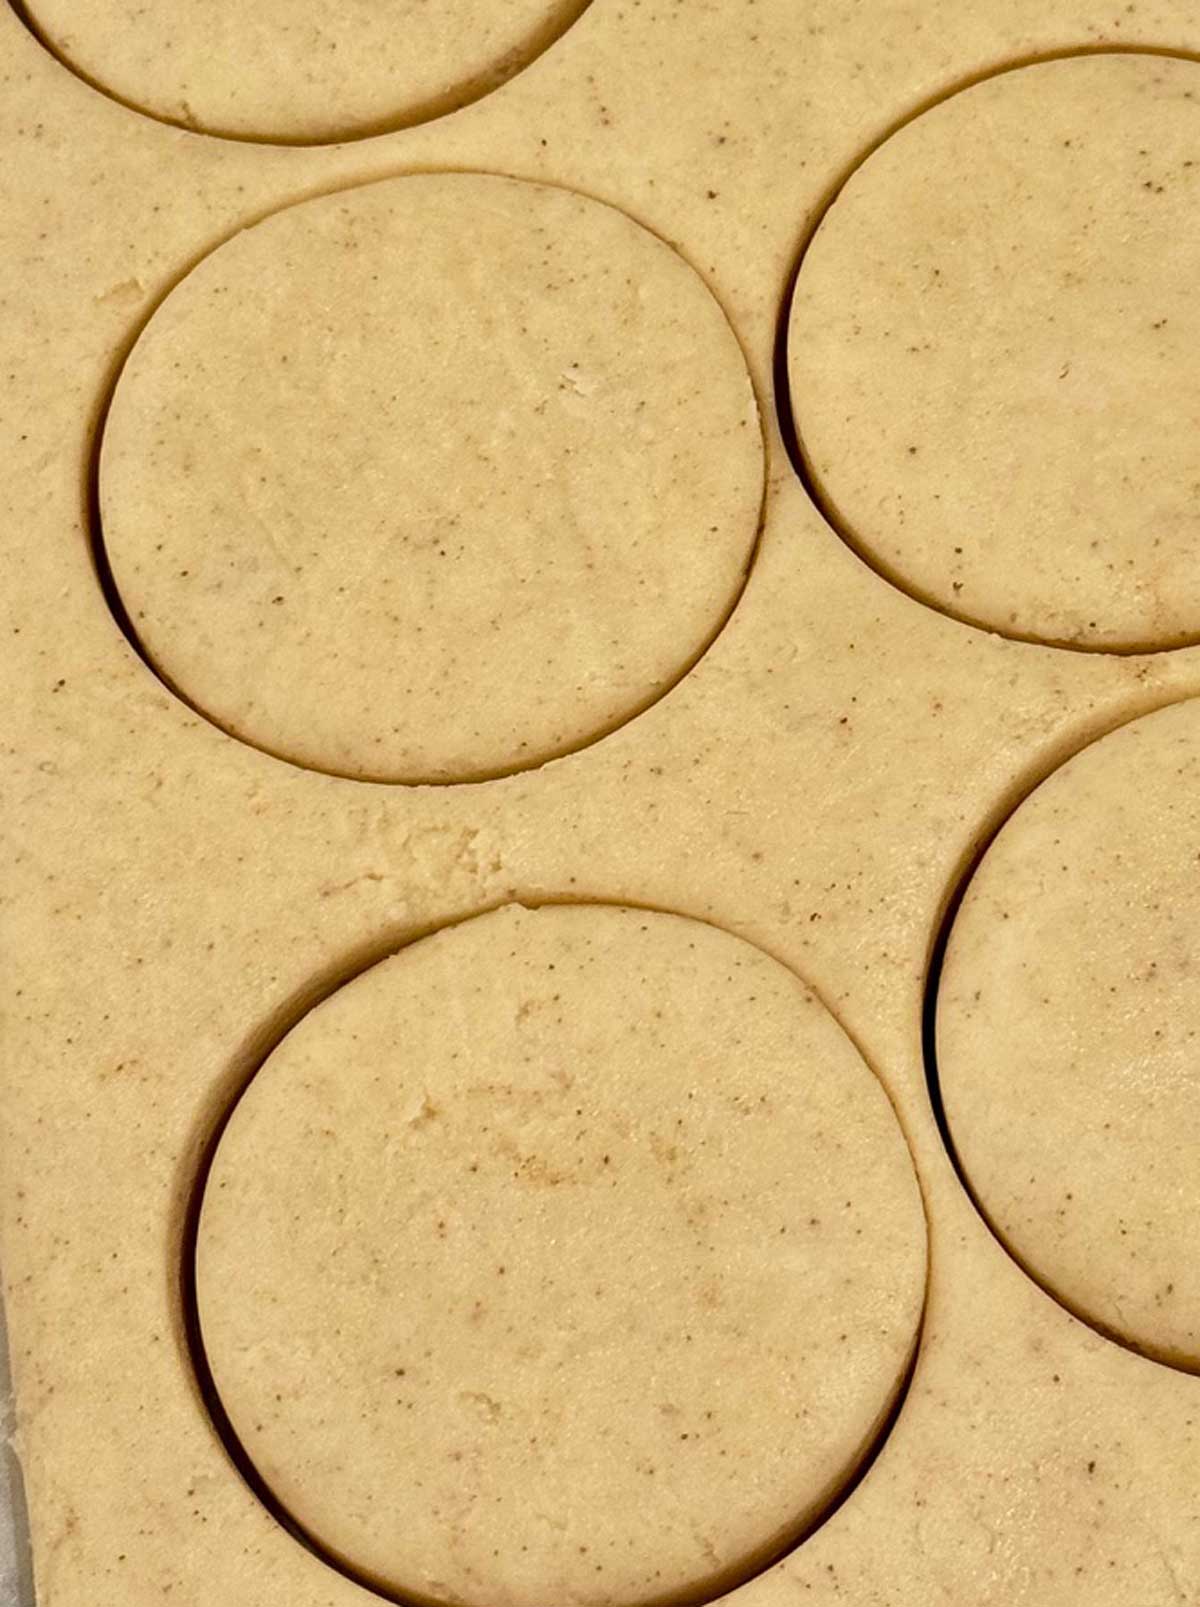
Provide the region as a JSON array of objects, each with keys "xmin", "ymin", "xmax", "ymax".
[
  {"xmin": 196, "ymin": 904, "xmax": 927, "ymax": 1607},
  {"xmin": 100, "ymin": 174, "xmax": 763, "ymax": 784},
  {"xmin": 23, "ymin": 0, "xmax": 592, "ymax": 142},
  {"xmin": 788, "ymin": 52, "xmax": 1200, "ymax": 651},
  {"xmin": 938, "ymin": 698, "xmax": 1200, "ymax": 1370}
]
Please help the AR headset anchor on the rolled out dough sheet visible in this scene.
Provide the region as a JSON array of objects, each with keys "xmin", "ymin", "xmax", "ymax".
[{"xmin": 4, "ymin": 3, "xmax": 1200, "ymax": 1606}]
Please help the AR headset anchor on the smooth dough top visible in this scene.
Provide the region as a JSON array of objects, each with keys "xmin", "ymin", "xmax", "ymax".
[
  {"xmin": 196, "ymin": 904, "xmax": 927, "ymax": 1607},
  {"xmin": 24, "ymin": 0, "xmax": 591, "ymax": 142},
  {"xmin": 99, "ymin": 174, "xmax": 763, "ymax": 784},
  {"xmin": 938, "ymin": 698, "xmax": 1200, "ymax": 1370},
  {"xmin": 789, "ymin": 52, "xmax": 1200, "ymax": 651}
]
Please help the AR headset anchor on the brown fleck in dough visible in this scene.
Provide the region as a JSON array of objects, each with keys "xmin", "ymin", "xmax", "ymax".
[
  {"xmin": 789, "ymin": 53, "xmax": 1200, "ymax": 652},
  {"xmin": 938, "ymin": 698, "xmax": 1200, "ymax": 1370},
  {"xmin": 22, "ymin": 0, "xmax": 593, "ymax": 142},
  {"xmin": 196, "ymin": 905, "xmax": 926, "ymax": 1607},
  {"xmin": 100, "ymin": 173, "xmax": 763, "ymax": 784}
]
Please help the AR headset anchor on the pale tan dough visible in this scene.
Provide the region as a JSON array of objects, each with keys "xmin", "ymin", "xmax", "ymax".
[
  {"xmin": 788, "ymin": 53, "xmax": 1200, "ymax": 652},
  {"xmin": 8, "ymin": 4, "xmax": 1200, "ymax": 1606},
  {"xmin": 938, "ymin": 697, "xmax": 1200, "ymax": 1370},
  {"xmin": 99, "ymin": 172, "xmax": 762, "ymax": 785},
  {"xmin": 20, "ymin": 0, "xmax": 592, "ymax": 142},
  {"xmin": 196, "ymin": 904, "xmax": 926, "ymax": 1607}
]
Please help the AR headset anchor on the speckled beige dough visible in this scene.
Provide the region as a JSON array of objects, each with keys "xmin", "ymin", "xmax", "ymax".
[
  {"xmin": 938, "ymin": 698, "xmax": 1200, "ymax": 1372},
  {"xmin": 787, "ymin": 51, "xmax": 1200, "ymax": 654},
  {"xmin": 198, "ymin": 905, "xmax": 925, "ymax": 1607},
  {"xmin": 20, "ymin": 0, "xmax": 593, "ymax": 141},
  {"xmin": 100, "ymin": 172, "xmax": 763, "ymax": 784},
  {"xmin": 4, "ymin": 8, "xmax": 1200, "ymax": 1607}
]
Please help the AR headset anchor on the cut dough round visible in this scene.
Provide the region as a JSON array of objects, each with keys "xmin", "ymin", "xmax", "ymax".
[
  {"xmin": 196, "ymin": 904, "xmax": 926, "ymax": 1607},
  {"xmin": 938, "ymin": 698, "xmax": 1200, "ymax": 1370},
  {"xmin": 788, "ymin": 53, "xmax": 1200, "ymax": 651},
  {"xmin": 100, "ymin": 174, "xmax": 763, "ymax": 783},
  {"xmin": 23, "ymin": 0, "xmax": 591, "ymax": 143}
]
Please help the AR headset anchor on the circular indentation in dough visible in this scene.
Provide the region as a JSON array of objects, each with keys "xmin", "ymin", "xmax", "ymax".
[
  {"xmin": 787, "ymin": 52, "xmax": 1200, "ymax": 652},
  {"xmin": 195, "ymin": 904, "xmax": 926, "ymax": 1607},
  {"xmin": 936, "ymin": 698, "xmax": 1200, "ymax": 1371},
  {"xmin": 17, "ymin": 0, "xmax": 592, "ymax": 143},
  {"xmin": 99, "ymin": 175, "xmax": 763, "ymax": 784}
]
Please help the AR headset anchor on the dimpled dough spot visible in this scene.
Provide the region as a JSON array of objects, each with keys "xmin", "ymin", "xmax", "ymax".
[
  {"xmin": 196, "ymin": 905, "xmax": 927, "ymax": 1607},
  {"xmin": 99, "ymin": 174, "xmax": 763, "ymax": 784}
]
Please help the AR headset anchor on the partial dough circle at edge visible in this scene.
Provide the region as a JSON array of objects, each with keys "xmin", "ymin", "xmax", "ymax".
[
  {"xmin": 937, "ymin": 698, "xmax": 1200, "ymax": 1370},
  {"xmin": 787, "ymin": 52, "xmax": 1200, "ymax": 652},
  {"xmin": 21, "ymin": 0, "xmax": 595, "ymax": 143}
]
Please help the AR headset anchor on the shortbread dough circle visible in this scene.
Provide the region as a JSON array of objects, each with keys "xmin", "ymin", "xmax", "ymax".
[
  {"xmin": 938, "ymin": 699, "xmax": 1200, "ymax": 1369},
  {"xmin": 788, "ymin": 53, "xmax": 1200, "ymax": 651},
  {"xmin": 24, "ymin": 0, "xmax": 590, "ymax": 142},
  {"xmin": 196, "ymin": 904, "xmax": 926, "ymax": 1607},
  {"xmin": 100, "ymin": 175, "xmax": 763, "ymax": 783}
]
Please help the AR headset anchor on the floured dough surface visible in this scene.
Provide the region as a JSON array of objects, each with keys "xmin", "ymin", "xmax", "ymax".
[
  {"xmin": 22, "ymin": 0, "xmax": 592, "ymax": 141},
  {"xmin": 788, "ymin": 53, "xmax": 1200, "ymax": 651},
  {"xmin": 100, "ymin": 173, "xmax": 763, "ymax": 784},
  {"xmin": 196, "ymin": 904, "xmax": 926, "ymax": 1607},
  {"xmin": 938, "ymin": 698, "xmax": 1200, "ymax": 1370}
]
